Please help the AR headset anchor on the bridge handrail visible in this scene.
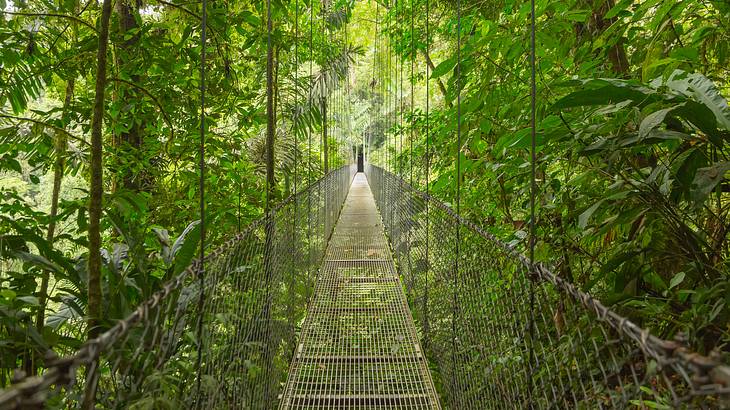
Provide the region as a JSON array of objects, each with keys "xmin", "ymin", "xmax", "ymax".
[
  {"xmin": 0, "ymin": 164, "xmax": 357, "ymax": 409},
  {"xmin": 368, "ymin": 164, "xmax": 730, "ymax": 399}
]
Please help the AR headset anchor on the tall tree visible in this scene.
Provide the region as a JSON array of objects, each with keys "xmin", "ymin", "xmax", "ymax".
[
  {"xmin": 88, "ymin": 0, "xmax": 114, "ymax": 339},
  {"xmin": 114, "ymin": 0, "xmax": 144, "ymax": 191},
  {"xmin": 266, "ymin": 0, "xmax": 275, "ymax": 207},
  {"xmin": 35, "ymin": 0, "xmax": 80, "ymax": 338},
  {"xmin": 35, "ymin": 78, "xmax": 75, "ymax": 334}
]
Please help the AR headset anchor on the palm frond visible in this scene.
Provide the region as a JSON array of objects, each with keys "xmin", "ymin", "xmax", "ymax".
[{"xmin": 281, "ymin": 44, "xmax": 364, "ymax": 135}]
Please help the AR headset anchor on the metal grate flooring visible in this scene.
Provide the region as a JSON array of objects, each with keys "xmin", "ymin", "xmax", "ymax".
[{"xmin": 279, "ymin": 173, "xmax": 441, "ymax": 409}]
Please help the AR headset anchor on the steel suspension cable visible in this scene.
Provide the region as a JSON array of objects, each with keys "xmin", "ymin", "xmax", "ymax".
[
  {"xmin": 288, "ymin": 0, "xmax": 300, "ymax": 339},
  {"xmin": 399, "ymin": 0, "xmax": 404, "ymax": 181},
  {"xmin": 307, "ymin": 0, "xmax": 315, "ymax": 292},
  {"xmin": 333, "ymin": 52, "xmax": 338, "ymax": 168},
  {"xmin": 388, "ymin": 6, "xmax": 392, "ymax": 174},
  {"xmin": 393, "ymin": 0, "xmax": 397, "ymax": 176},
  {"xmin": 387, "ymin": 4, "xmax": 392, "ymax": 171},
  {"xmin": 397, "ymin": 0, "xmax": 401, "ymax": 179},
  {"xmin": 395, "ymin": 0, "xmax": 399, "ymax": 178},
  {"xmin": 404, "ymin": 0, "xmax": 415, "ymax": 299},
  {"xmin": 383, "ymin": 5, "xmax": 388, "ymax": 173},
  {"xmin": 528, "ymin": 0, "xmax": 538, "ymax": 403},
  {"xmin": 345, "ymin": 21, "xmax": 351, "ymax": 164},
  {"xmin": 336, "ymin": 83, "xmax": 338, "ymax": 166},
  {"xmin": 387, "ymin": 4, "xmax": 391, "ymax": 174},
  {"xmin": 452, "ymin": 0, "xmax": 462, "ymax": 402},
  {"xmin": 294, "ymin": 0, "xmax": 299, "ymax": 197},
  {"xmin": 321, "ymin": 1, "xmax": 326, "ymax": 174},
  {"xmin": 378, "ymin": 2, "xmax": 382, "ymax": 170},
  {"xmin": 409, "ymin": 0, "xmax": 414, "ymax": 187},
  {"xmin": 336, "ymin": 59, "xmax": 338, "ymax": 168},
  {"xmin": 381, "ymin": 4, "xmax": 385, "ymax": 175},
  {"xmin": 346, "ymin": 20, "xmax": 353, "ymax": 164},
  {"xmin": 262, "ymin": 0, "xmax": 278, "ymax": 401},
  {"xmin": 392, "ymin": 3, "xmax": 395, "ymax": 176},
  {"xmin": 370, "ymin": 2, "xmax": 378, "ymax": 167},
  {"xmin": 424, "ymin": 0, "xmax": 431, "ymax": 350},
  {"xmin": 265, "ymin": 0, "xmax": 275, "ymax": 209},
  {"xmin": 193, "ymin": 0, "xmax": 207, "ymax": 404},
  {"xmin": 389, "ymin": 2, "xmax": 394, "ymax": 229},
  {"xmin": 384, "ymin": 5, "xmax": 389, "ymax": 173}
]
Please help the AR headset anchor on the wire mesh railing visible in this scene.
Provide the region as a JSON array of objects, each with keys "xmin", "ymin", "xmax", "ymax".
[
  {"xmin": 0, "ymin": 164, "xmax": 356, "ymax": 410},
  {"xmin": 366, "ymin": 164, "xmax": 730, "ymax": 409}
]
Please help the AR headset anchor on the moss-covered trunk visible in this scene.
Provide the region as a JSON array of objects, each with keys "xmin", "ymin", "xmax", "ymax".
[{"xmin": 87, "ymin": 0, "xmax": 114, "ymax": 340}]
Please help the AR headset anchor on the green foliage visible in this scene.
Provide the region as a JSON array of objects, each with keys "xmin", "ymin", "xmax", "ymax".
[
  {"xmin": 362, "ymin": 0, "xmax": 730, "ymax": 360},
  {"xmin": 1, "ymin": 0, "xmax": 729, "ymax": 403},
  {"xmin": 0, "ymin": 0, "xmax": 357, "ymax": 385}
]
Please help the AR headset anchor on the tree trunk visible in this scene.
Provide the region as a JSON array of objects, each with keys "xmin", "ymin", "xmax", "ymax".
[
  {"xmin": 36, "ymin": 78, "xmax": 75, "ymax": 335},
  {"xmin": 263, "ymin": 0, "xmax": 276, "ymax": 402},
  {"xmin": 420, "ymin": 49, "xmax": 452, "ymax": 108},
  {"xmin": 590, "ymin": 0, "xmax": 629, "ymax": 75},
  {"xmin": 115, "ymin": 0, "xmax": 144, "ymax": 191},
  {"xmin": 33, "ymin": 0, "xmax": 80, "ymax": 372},
  {"xmin": 87, "ymin": 0, "xmax": 114, "ymax": 340}
]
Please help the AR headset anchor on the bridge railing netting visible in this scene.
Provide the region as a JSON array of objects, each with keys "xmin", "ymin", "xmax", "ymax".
[
  {"xmin": 366, "ymin": 164, "xmax": 730, "ymax": 409},
  {"xmin": 0, "ymin": 165, "xmax": 356, "ymax": 409}
]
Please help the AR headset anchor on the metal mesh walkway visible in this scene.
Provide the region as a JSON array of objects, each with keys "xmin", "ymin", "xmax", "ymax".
[{"xmin": 279, "ymin": 173, "xmax": 441, "ymax": 409}]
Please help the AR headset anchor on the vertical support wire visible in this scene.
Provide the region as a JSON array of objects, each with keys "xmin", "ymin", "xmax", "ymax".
[
  {"xmin": 307, "ymin": 0, "xmax": 314, "ymax": 283},
  {"xmin": 452, "ymin": 0, "xmax": 462, "ymax": 403},
  {"xmin": 345, "ymin": 20, "xmax": 351, "ymax": 165},
  {"xmin": 289, "ymin": 0, "xmax": 299, "ymax": 353},
  {"xmin": 294, "ymin": 1, "xmax": 299, "ymax": 198},
  {"xmin": 320, "ymin": 1, "xmax": 328, "ymax": 235},
  {"xmin": 265, "ymin": 0, "xmax": 275, "ymax": 209},
  {"xmin": 263, "ymin": 0, "xmax": 275, "ymax": 402},
  {"xmin": 194, "ymin": 0, "xmax": 207, "ymax": 405},
  {"xmin": 395, "ymin": 0, "xmax": 399, "ymax": 179},
  {"xmin": 370, "ymin": 2, "xmax": 378, "ymax": 170},
  {"xmin": 386, "ymin": 1, "xmax": 390, "ymax": 200},
  {"xmin": 346, "ymin": 19, "xmax": 352, "ymax": 166},
  {"xmin": 423, "ymin": 0, "xmax": 431, "ymax": 351},
  {"xmin": 389, "ymin": 2, "xmax": 395, "ymax": 235},
  {"xmin": 399, "ymin": 0, "xmax": 404, "ymax": 183},
  {"xmin": 395, "ymin": 0, "xmax": 406, "ymax": 258},
  {"xmin": 382, "ymin": 1, "xmax": 386, "ymax": 200},
  {"xmin": 398, "ymin": 0, "xmax": 402, "ymax": 181},
  {"xmin": 405, "ymin": 0, "xmax": 414, "ymax": 295},
  {"xmin": 528, "ymin": 0, "xmax": 538, "ymax": 405},
  {"xmin": 409, "ymin": 0, "xmax": 414, "ymax": 187}
]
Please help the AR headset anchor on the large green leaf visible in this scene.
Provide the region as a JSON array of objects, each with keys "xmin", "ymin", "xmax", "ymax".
[
  {"xmin": 639, "ymin": 107, "xmax": 676, "ymax": 139},
  {"xmin": 671, "ymin": 100, "xmax": 723, "ymax": 145},
  {"xmin": 671, "ymin": 146, "xmax": 706, "ymax": 200},
  {"xmin": 431, "ymin": 56, "xmax": 457, "ymax": 79},
  {"xmin": 690, "ymin": 162, "xmax": 730, "ymax": 205},
  {"xmin": 660, "ymin": 70, "xmax": 730, "ymax": 130},
  {"xmin": 13, "ymin": 251, "xmax": 63, "ymax": 274},
  {"xmin": 172, "ymin": 221, "xmax": 201, "ymax": 276},
  {"xmin": 553, "ymin": 79, "xmax": 659, "ymax": 109},
  {"xmin": 578, "ymin": 199, "xmax": 606, "ymax": 229}
]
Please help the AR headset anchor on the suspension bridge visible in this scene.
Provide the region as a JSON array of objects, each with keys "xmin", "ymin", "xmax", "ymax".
[
  {"xmin": 1, "ymin": 164, "xmax": 729, "ymax": 409},
  {"xmin": 2, "ymin": 0, "xmax": 730, "ymax": 407}
]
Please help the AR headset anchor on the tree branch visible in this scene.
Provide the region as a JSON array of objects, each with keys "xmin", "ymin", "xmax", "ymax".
[
  {"xmin": 1, "ymin": 11, "xmax": 97, "ymax": 32},
  {"xmin": 0, "ymin": 113, "xmax": 90, "ymax": 147},
  {"xmin": 420, "ymin": 48, "xmax": 451, "ymax": 108}
]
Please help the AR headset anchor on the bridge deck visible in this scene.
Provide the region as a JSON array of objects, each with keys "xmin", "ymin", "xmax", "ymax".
[{"xmin": 279, "ymin": 173, "xmax": 440, "ymax": 409}]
